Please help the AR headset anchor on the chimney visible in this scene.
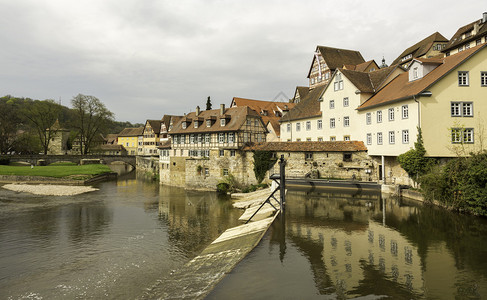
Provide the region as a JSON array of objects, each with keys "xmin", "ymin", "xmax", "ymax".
[
  {"xmin": 483, "ymin": 12, "xmax": 487, "ymax": 23},
  {"xmin": 196, "ymin": 106, "xmax": 200, "ymax": 116},
  {"xmin": 220, "ymin": 104, "xmax": 225, "ymax": 115}
]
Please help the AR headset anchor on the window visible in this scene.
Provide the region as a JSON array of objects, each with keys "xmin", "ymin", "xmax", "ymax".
[
  {"xmin": 306, "ymin": 121, "xmax": 311, "ymax": 131},
  {"xmin": 479, "ymin": 39, "xmax": 484, "ymax": 46},
  {"xmin": 465, "ymin": 43, "xmax": 470, "ymax": 49},
  {"xmin": 318, "ymin": 137, "xmax": 323, "ymax": 142},
  {"xmin": 402, "ymin": 130, "xmax": 409, "ymax": 144},
  {"xmin": 344, "ymin": 116, "xmax": 350, "ymax": 127},
  {"xmin": 305, "ymin": 152, "xmax": 313, "ymax": 160},
  {"xmin": 413, "ymin": 67, "xmax": 418, "ymax": 79},
  {"xmin": 343, "ymin": 153, "xmax": 352, "ymax": 162},
  {"xmin": 194, "ymin": 121, "xmax": 198, "ymax": 128},
  {"xmin": 296, "ymin": 138, "xmax": 301, "ymax": 142},
  {"xmin": 197, "ymin": 134, "xmax": 202, "ymax": 143},
  {"xmin": 205, "ymin": 168, "xmax": 209, "ymax": 176},
  {"xmin": 190, "ymin": 134, "xmax": 195, "ymax": 144},
  {"xmin": 343, "ymin": 97, "xmax": 349, "ymax": 107},
  {"xmin": 182, "ymin": 122, "xmax": 187, "ymax": 129},
  {"xmin": 228, "ymin": 133, "xmax": 234, "ymax": 143},
  {"xmin": 205, "ymin": 134, "xmax": 210, "ymax": 143},
  {"xmin": 366, "ymin": 113, "xmax": 371, "ymax": 125},
  {"xmin": 481, "ymin": 72, "xmax": 487, "ymax": 86},
  {"xmin": 254, "ymin": 119, "xmax": 259, "ymax": 127},
  {"xmin": 206, "ymin": 120, "xmax": 212, "ymax": 127},
  {"xmin": 334, "ymin": 73, "xmax": 344, "ymax": 91},
  {"xmin": 219, "ymin": 133, "xmax": 225, "ymax": 143},
  {"xmin": 330, "ymin": 100, "xmax": 335, "ymax": 109},
  {"xmin": 452, "ymin": 102, "xmax": 473, "ymax": 117},
  {"xmin": 366, "ymin": 133, "xmax": 372, "ymax": 145},
  {"xmin": 219, "ymin": 150, "xmax": 225, "ymax": 156},
  {"xmin": 344, "ymin": 135, "xmax": 350, "ymax": 141},
  {"xmin": 287, "ymin": 123, "xmax": 291, "ymax": 132},
  {"xmin": 181, "ymin": 135, "xmax": 186, "ymax": 144},
  {"xmin": 222, "ymin": 169, "xmax": 229, "ymax": 176},
  {"xmin": 330, "ymin": 136, "xmax": 336, "ymax": 141},
  {"xmin": 451, "ymin": 128, "xmax": 474, "ymax": 143},
  {"xmin": 389, "ymin": 131, "xmax": 395, "ymax": 144},
  {"xmin": 458, "ymin": 71, "xmax": 469, "ymax": 86},
  {"xmin": 230, "ymin": 150, "xmax": 236, "ymax": 157},
  {"xmin": 306, "ymin": 138, "xmax": 311, "ymax": 141},
  {"xmin": 377, "ymin": 132, "xmax": 383, "ymax": 145},
  {"xmin": 402, "ymin": 105, "xmax": 409, "ymax": 119},
  {"xmin": 377, "ymin": 110, "xmax": 382, "ymax": 123},
  {"xmin": 246, "ymin": 119, "xmax": 251, "ymax": 125},
  {"xmin": 296, "ymin": 123, "xmax": 301, "ymax": 132},
  {"xmin": 220, "ymin": 119, "xmax": 226, "ymax": 126},
  {"xmin": 330, "ymin": 118, "xmax": 335, "ymax": 128},
  {"xmin": 317, "ymin": 120, "xmax": 322, "ymax": 130},
  {"xmin": 388, "ymin": 108, "xmax": 395, "ymax": 121}
]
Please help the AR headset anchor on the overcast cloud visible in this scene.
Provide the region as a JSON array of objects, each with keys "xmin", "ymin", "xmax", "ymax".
[{"xmin": 1, "ymin": 0, "xmax": 485, "ymax": 123}]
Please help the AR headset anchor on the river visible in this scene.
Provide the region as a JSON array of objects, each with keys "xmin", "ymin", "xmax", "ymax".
[{"xmin": 1, "ymin": 174, "xmax": 487, "ymax": 299}]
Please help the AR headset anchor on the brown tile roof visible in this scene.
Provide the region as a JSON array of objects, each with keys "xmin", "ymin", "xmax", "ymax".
[
  {"xmin": 169, "ymin": 106, "xmax": 263, "ymax": 134},
  {"xmin": 231, "ymin": 97, "xmax": 295, "ymax": 137},
  {"xmin": 336, "ymin": 64, "xmax": 402, "ymax": 94},
  {"xmin": 118, "ymin": 127, "xmax": 144, "ymax": 137},
  {"xmin": 243, "ymin": 141, "xmax": 367, "ymax": 152},
  {"xmin": 358, "ymin": 44, "xmax": 487, "ymax": 111},
  {"xmin": 391, "ymin": 32, "xmax": 448, "ymax": 66},
  {"xmin": 344, "ymin": 60, "xmax": 378, "ymax": 72},
  {"xmin": 444, "ymin": 18, "xmax": 487, "ymax": 52},
  {"xmin": 296, "ymin": 86, "xmax": 310, "ymax": 99},
  {"xmin": 99, "ymin": 144, "xmax": 126, "ymax": 151},
  {"xmin": 146, "ymin": 120, "xmax": 162, "ymax": 135},
  {"xmin": 105, "ymin": 133, "xmax": 118, "ymax": 144},
  {"xmin": 307, "ymin": 46, "xmax": 365, "ymax": 78},
  {"xmin": 280, "ymin": 85, "xmax": 327, "ymax": 122},
  {"xmin": 158, "ymin": 139, "xmax": 172, "ymax": 149}
]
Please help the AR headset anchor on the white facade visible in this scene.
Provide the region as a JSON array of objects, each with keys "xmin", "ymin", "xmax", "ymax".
[{"xmin": 280, "ymin": 116, "xmax": 324, "ymax": 142}]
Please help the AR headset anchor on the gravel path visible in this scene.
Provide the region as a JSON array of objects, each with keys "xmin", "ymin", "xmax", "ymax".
[{"xmin": 2, "ymin": 184, "xmax": 98, "ymax": 196}]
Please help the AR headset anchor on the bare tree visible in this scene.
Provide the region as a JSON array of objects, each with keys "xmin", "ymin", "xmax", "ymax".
[
  {"xmin": 71, "ymin": 94, "xmax": 114, "ymax": 154},
  {"xmin": 22, "ymin": 99, "xmax": 61, "ymax": 154}
]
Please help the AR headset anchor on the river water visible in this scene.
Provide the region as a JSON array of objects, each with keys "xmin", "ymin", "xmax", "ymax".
[{"xmin": 1, "ymin": 174, "xmax": 487, "ymax": 299}]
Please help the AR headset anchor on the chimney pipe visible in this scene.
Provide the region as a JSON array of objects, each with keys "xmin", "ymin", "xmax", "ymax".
[
  {"xmin": 483, "ymin": 12, "xmax": 487, "ymax": 23},
  {"xmin": 196, "ymin": 106, "xmax": 200, "ymax": 116},
  {"xmin": 220, "ymin": 104, "xmax": 225, "ymax": 115}
]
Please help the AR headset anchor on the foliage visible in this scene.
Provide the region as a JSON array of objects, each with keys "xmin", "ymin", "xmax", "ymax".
[
  {"xmin": 216, "ymin": 182, "xmax": 229, "ymax": 194},
  {"xmin": 242, "ymin": 183, "xmax": 269, "ymax": 193},
  {"xmin": 420, "ymin": 151, "xmax": 487, "ymax": 216},
  {"xmin": 0, "ymin": 157, "xmax": 10, "ymax": 165},
  {"xmin": 397, "ymin": 128, "xmax": 435, "ymax": 183},
  {"xmin": 0, "ymin": 164, "xmax": 111, "ymax": 178},
  {"xmin": 253, "ymin": 151, "xmax": 277, "ymax": 184},
  {"xmin": 22, "ymin": 99, "xmax": 62, "ymax": 154},
  {"xmin": 71, "ymin": 94, "xmax": 114, "ymax": 154},
  {"xmin": 216, "ymin": 173, "xmax": 239, "ymax": 194}
]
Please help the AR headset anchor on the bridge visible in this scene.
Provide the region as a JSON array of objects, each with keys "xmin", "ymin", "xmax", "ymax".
[{"xmin": 4, "ymin": 154, "xmax": 137, "ymax": 167}]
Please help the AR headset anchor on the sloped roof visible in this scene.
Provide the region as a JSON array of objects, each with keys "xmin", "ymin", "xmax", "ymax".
[
  {"xmin": 146, "ymin": 120, "xmax": 162, "ymax": 134},
  {"xmin": 296, "ymin": 86, "xmax": 310, "ymax": 99},
  {"xmin": 105, "ymin": 133, "xmax": 118, "ymax": 144},
  {"xmin": 99, "ymin": 144, "xmax": 126, "ymax": 151},
  {"xmin": 158, "ymin": 139, "xmax": 172, "ymax": 149},
  {"xmin": 307, "ymin": 46, "xmax": 365, "ymax": 78},
  {"xmin": 358, "ymin": 44, "xmax": 486, "ymax": 111},
  {"xmin": 170, "ymin": 106, "xmax": 263, "ymax": 134},
  {"xmin": 243, "ymin": 141, "xmax": 367, "ymax": 152},
  {"xmin": 118, "ymin": 127, "xmax": 144, "ymax": 137},
  {"xmin": 231, "ymin": 97, "xmax": 295, "ymax": 137},
  {"xmin": 344, "ymin": 60, "xmax": 378, "ymax": 72},
  {"xmin": 391, "ymin": 32, "xmax": 448, "ymax": 65},
  {"xmin": 444, "ymin": 18, "xmax": 487, "ymax": 52},
  {"xmin": 337, "ymin": 64, "xmax": 402, "ymax": 94},
  {"xmin": 280, "ymin": 85, "xmax": 327, "ymax": 122}
]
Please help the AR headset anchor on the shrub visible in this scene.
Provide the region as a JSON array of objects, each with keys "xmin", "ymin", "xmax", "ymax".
[
  {"xmin": 0, "ymin": 157, "xmax": 10, "ymax": 165},
  {"xmin": 253, "ymin": 151, "xmax": 277, "ymax": 184}
]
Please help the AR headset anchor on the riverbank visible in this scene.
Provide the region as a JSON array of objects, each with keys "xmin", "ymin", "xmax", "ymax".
[{"xmin": 2, "ymin": 183, "xmax": 98, "ymax": 196}]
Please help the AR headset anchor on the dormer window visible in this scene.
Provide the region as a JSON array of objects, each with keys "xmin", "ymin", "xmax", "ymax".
[
  {"xmin": 206, "ymin": 119, "xmax": 211, "ymax": 127},
  {"xmin": 194, "ymin": 121, "xmax": 198, "ymax": 128},
  {"xmin": 220, "ymin": 119, "xmax": 226, "ymax": 126},
  {"xmin": 413, "ymin": 67, "xmax": 418, "ymax": 79},
  {"xmin": 182, "ymin": 122, "xmax": 187, "ymax": 129}
]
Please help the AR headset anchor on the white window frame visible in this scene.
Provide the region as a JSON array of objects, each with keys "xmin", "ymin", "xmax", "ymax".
[
  {"xmin": 296, "ymin": 122, "xmax": 301, "ymax": 132},
  {"xmin": 220, "ymin": 119, "xmax": 226, "ymax": 126},
  {"xmin": 206, "ymin": 120, "xmax": 212, "ymax": 127},
  {"xmin": 343, "ymin": 97, "xmax": 349, "ymax": 107},
  {"xmin": 402, "ymin": 130, "xmax": 409, "ymax": 144},
  {"xmin": 205, "ymin": 134, "xmax": 210, "ymax": 144},
  {"xmin": 388, "ymin": 108, "xmax": 395, "ymax": 121},
  {"xmin": 344, "ymin": 116, "xmax": 350, "ymax": 127},
  {"xmin": 366, "ymin": 133, "xmax": 372, "ymax": 145},
  {"xmin": 389, "ymin": 131, "xmax": 395, "ymax": 144},
  {"xmin": 228, "ymin": 132, "xmax": 234, "ymax": 143},
  {"xmin": 377, "ymin": 110, "xmax": 382, "ymax": 123},
  {"xmin": 218, "ymin": 133, "xmax": 225, "ymax": 143},
  {"xmin": 286, "ymin": 123, "xmax": 291, "ymax": 132},
  {"xmin": 317, "ymin": 120, "xmax": 322, "ymax": 130},
  {"xmin": 481, "ymin": 71, "xmax": 487, "ymax": 86},
  {"xmin": 366, "ymin": 113, "xmax": 371, "ymax": 125},
  {"xmin": 306, "ymin": 121, "xmax": 311, "ymax": 131},
  {"xmin": 402, "ymin": 105, "xmax": 409, "ymax": 119},
  {"xmin": 330, "ymin": 100, "xmax": 335, "ymax": 109},
  {"xmin": 377, "ymin": 132, "xmax": 383, "ymax": 145},
  {"xmin": 330, "ymin": 118, "xmax": 335, "ymax": 128},
  {"xmin": 458, "ymin": 71, "xmax": 469, "ymax": 86}
]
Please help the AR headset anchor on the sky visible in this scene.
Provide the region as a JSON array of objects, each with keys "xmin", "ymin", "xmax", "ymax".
[{"xmin": 1, "ymin": 1, "xmax": 486, "ymax": 124}]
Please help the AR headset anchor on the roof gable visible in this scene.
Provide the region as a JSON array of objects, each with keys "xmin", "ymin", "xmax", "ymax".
[
  {"xmin": 392, "ymin": 32, "xmax": 448, "ymax": 66},
  {"xmin": 307, "ymin": 46, "xmax": 365, "ymax": 78},
  {"xmin": 280, "ymin": 85, "xmax": 326, "ymax": 122}
]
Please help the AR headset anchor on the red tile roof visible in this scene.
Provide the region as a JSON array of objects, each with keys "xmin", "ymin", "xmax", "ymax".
[{"xmin": 358, "ymin": 44, "xmax": 487, "ymax": 111}]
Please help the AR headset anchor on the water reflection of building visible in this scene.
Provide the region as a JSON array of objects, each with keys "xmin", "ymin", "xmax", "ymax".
[{"xmin": 285, "ymin": 191, "xmax": 424, "ymax": 297}]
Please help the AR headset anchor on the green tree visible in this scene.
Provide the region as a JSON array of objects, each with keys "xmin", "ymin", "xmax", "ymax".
[
  {"xmin": 71, "ymin": 94, "xmax": 114, "ymax": 154},
  {"xmin": 397, "ymin": 128, "xmax": 434, "ymax": 184},
  {"xmin": 22, "ymin": 99, "xmax": 62, "ymax": 154},
  {"xmin": 0, "ymin": 97, "xmax": 22, "ymax": 154},
  {"xmin": 253, "ymin": 151, "xmax": 277, "ymax": 184}
]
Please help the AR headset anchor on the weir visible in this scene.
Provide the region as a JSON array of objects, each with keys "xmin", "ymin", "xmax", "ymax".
[{"xmin": 140, "ymin": 156, "xmax": 287, "ymax": 299}]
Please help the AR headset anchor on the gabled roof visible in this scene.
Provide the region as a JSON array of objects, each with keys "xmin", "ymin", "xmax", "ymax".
[
  {"xmin": 444, "ymin": 17, "xmax": 487, "ymax": 52},
  {"xmin": 307, "ymin": 46, "xmax": 365, "ymax": 78},
  {"xmin": 280, "ymin": 85, "xmax": 327, "ymax": 122},
  {"xmin": 105, "ymin": 134, "xmax": 118, "ymax": 144},
  {"xmin": 118, "ymin": 127, "xmax": 144, "ymax": 137},
  {"xmin": 243, "ymin": 141, "xmax": 367, "ymax": 152},
  {"xmin": 358, "ymin": 44, "xmax": 486, "ymax": 111},
  {"xmin": 295, "ymin": 86, "xmax": 310, "ymax": 100},
  {"xmin": 391, "ymin": 32, "xmax": 448, "ymax": 65},
  {"xmin": 146, "ymin": 120, "xmax": 162, "ymax": 134},
  {"xmin": 344, "ymin": 60, "xmax": 379, "ymax": 72},
  {"xmin": 231, "ymin": 97, "xmax": 295, "ymax": 137},
  {"xmin": 170, "ymin": 106, "xmax": 263, "ymax": 134}
]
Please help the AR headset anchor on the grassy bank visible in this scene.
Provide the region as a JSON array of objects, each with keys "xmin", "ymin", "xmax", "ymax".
[{"xmin": 0, "ymin": 164, "xmax": 112, "ymax": 179}]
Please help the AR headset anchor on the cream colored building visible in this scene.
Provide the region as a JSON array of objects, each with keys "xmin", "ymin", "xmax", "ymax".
[
  {"xmin": 117, "ymin": 127, "xmax": 143, "ymax": 156},
  {"xmin": 443, "ymin": 12, "xmax": 487, "ymax": 57}
]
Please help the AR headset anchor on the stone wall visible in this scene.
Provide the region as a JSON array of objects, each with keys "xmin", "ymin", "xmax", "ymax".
[
  {"xmin": 370, "ymin": 156, "xmax": 413, "ymax": 185},
  {"xmin": 136, "ymin": 156, "xmax": 159, "ymax": 175}
]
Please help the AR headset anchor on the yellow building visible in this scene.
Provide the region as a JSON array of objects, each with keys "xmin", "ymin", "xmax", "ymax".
[{"xmin": 117, "ymin": 127, "xmax": 144, "ymax": 156}]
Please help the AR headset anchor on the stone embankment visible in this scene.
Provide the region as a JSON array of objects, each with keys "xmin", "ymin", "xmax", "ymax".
[{"xmin": 140, "ymin": 188, "xmax": 281, "ymax": 300}]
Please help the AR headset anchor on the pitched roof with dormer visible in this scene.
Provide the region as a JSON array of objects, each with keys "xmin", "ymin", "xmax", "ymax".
[
  {"xmin": 279, "ymin": 84, "xmax": 327, "ymax": 122},
  {"xmin": 243, "ymin": 141, "xmax": 367, "ymax": 152},
  {"xmin": 230, "ymin": 97, "xmax": 295, "ymax": 137},
  {"xmin": 336, "ymin": 64, "xmax": 403, "ymax": 94},
  {"xmin": 307, "ymin": 46, "xmax": 365, "ymax": 78},
  {"xmin": 444, "ymin": 17, "xmax": 487, "ymax": 52},
  {"xmin": 391, "ymin": 32, "xmax": 448, "ymax": 66},
  {"xmin": 358, "ymin": 44, "xmax": 486, "ymax": 111},
  {"xmin": 169, "ymin": 106, "xmax": 264, "ymax": 134}
]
